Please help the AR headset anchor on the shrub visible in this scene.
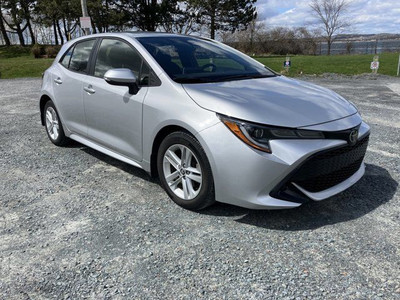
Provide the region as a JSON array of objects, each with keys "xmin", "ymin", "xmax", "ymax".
[
  {"xmin": 31, "ymin": 44, "xmax": 45, "ymax": 58},
  {"xmin": 45, "ymin": 45, "xmax": 61, "ymax": 58}
]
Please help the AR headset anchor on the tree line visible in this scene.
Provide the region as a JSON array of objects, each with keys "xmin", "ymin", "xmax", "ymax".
[
  {"xmin": 0, "ymin": 0, "xmax": 354, "ymax": 56},
  {"xmin": 0, "ymin": 0, "xmax": 257, "ymax": 46},
  {"xmin": 222, "ymin": 22, "xmax": 323, "ymax": 56},
  {"xmin": 223, "ymin": 0, "xmax": 351, "ymax": 56}
]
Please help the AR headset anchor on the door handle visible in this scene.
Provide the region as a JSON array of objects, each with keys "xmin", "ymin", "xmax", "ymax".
[
  {"xmin": 84, "ymin": 85, "xmax": 95, "ymax": 95},
  {"xmin": 54, "ymin": 78, "xmax": 62, "ymax": 84}
]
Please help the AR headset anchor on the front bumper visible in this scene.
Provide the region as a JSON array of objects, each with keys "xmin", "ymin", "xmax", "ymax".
[
  {"xmin": 196, "ymin": 117, "xmax": 370, "ymax": 209},
  {"xmin": 293, "ymin": 163, "xmax": 365, "ymax": 201}
]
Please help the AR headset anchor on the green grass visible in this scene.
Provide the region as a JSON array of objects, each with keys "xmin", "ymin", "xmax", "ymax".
[
  {"xmin": 0, "ymin": 46, "xmax": 53, "ymax": 79},
  {"xmin": 255, "ymin": 53, "xmax": 400, "ymax": 76},
  {"xmin": 0, "ymin": 45, "xmax": 399, "ymax": 79}
]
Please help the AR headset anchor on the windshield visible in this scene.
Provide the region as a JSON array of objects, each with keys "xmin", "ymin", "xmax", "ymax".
[{"xmin": 136, "ymin": 36, "xmax": 276, "ymax": 84}]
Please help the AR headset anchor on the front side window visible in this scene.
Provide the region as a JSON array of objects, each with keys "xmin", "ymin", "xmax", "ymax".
[
  {"xmin": 137, "ymin": 36, "xmax": 276, "ymax": 83},
  {"xmin": 68, "ymin": 39, "xmax": 96, "ymax": 73},
  {"xmin": 94, "ymin": 39, "xmax": 143, "ymax": 79}
]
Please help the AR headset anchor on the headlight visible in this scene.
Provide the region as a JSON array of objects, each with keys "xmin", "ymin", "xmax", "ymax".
[{"xmin": 218, "ymin": 114, "xmax": 324, "ymax": 153}]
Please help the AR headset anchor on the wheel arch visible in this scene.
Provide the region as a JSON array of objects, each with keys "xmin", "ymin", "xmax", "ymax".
[
  {"xmin": 150, "ymin": 125, "xmax": 192, "ymax": 177},
  {"xmin": 39, "ymin": 94, "xmax": 52, "ymax": 126}
]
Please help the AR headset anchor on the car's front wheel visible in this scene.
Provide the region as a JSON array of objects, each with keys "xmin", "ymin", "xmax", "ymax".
[
  {"xmin": 157, "ymin": 131, "xmax": 215, "ymax": 210},
  {"xmin": 43, "ymin": 100, "xmax": 68, "ymax": 146}
]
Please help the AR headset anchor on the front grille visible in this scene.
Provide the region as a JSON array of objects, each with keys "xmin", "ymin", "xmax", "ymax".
[{"xmin": 291, "ymin": 135, "xmax": 369, "ymax": 192}]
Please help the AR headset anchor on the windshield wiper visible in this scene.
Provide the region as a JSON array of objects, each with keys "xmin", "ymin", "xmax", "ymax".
[
  {"xmin": 217, "ymin": 74, "xmax": 276, "ymax": 82},
  {"xmin": 174, "ymin": 77, "xmax": 213, "ymax": 83},
  {"xmin": 175, "ymin": 73, "xmax": 276, "ymax": 84}
]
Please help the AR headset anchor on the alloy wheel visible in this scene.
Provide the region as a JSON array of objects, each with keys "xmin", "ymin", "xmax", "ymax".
[
  {"xmin": 162, "ymin": 144, "xmax": 203, "ymax": 200},
  {"xmin": 45, "ymin": 106, "xmax": 59, "ymax": 141}
]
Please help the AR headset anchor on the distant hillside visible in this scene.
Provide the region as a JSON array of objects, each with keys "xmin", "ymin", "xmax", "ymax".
[{"xmin": 335, "ymin": 33, "xmax": 400, "ymax": 41}]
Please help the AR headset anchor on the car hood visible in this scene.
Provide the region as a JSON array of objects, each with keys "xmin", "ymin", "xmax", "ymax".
[{"xmin": 182, "ymin": 76, "xmax": 357, "ymax": 128}]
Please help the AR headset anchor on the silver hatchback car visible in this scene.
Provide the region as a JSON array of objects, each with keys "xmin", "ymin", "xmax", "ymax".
[{"xmin": 40, "ymin": 32, "xmax": 370, "ymax": 210}]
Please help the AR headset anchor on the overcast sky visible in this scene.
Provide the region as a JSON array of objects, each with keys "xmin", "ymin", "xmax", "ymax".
[{"xmin": 256, "ymin": 0, "xmax": 400, "ymax": 34}]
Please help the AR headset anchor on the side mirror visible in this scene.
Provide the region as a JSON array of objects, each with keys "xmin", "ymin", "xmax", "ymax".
[{"xmin": 104, "ymin": 68, "xmax": 139, "ymax": 94}]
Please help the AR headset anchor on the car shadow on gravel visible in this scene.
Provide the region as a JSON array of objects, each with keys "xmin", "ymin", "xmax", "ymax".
[
  {"xmin": 202, "ymin": 164, "xmax": 398, "ymax": 231},
  {"xmin": 81, "ymin": 147, "xmax": 157, "ymax": 182},
  {"xmin": 63, "ymin": 139, "xmax": 86, "ymax": 148}
]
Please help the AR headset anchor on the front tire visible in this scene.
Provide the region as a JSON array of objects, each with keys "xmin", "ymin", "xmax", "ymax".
[
  {"xmin": 43, "ymin": 100, "xmax": 69, "ymax": 146},
  {"xmin": 157, "ymin": 131, "xmax": 215, "ymax": 210}
]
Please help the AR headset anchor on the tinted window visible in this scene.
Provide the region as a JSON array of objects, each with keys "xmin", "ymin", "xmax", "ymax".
[
  {"xmin": 60, "ymin": 46, "xmax": 74, "ymax": 68},
  {"xmin": 94, "ymin": 39, "xmax": 142, "ymax": 79},
  {"xmin": 137, "ymin": 36, "xmax": 275, "ymax": 83},
  {"xmin": 69, "ymin": 39, "xmax": 96, "ymax": 73},
  {"xmin": 193, "ymin": 47, "xmax": 245, "ymax": 71},
  {"xmin": 139, "ymin": 60, "xmax": 161, "ymax": 86},
  {"xmin": 140, "ymin": 61, "xmax": 150, "ymax": 86}
]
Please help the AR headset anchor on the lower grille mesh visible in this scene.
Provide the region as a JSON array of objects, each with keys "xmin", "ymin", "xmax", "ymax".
[{"xmin": 292, "ymin": 135, "xmax": 369, "ymax": 193}]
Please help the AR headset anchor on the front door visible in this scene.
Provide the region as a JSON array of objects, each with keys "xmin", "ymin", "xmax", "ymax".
[{"xmin": 83, "ymin": 38, "xmax": 148, "ymax": 162}]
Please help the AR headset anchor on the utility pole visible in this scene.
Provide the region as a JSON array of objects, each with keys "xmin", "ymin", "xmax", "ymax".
[{"xmin": 81, "ymin": 0, "xmax": 90, "ymax": 35}]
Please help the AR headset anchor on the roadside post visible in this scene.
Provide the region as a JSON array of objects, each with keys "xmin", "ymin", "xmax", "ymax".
[
  {"xmin": 370, "ymin": 55, "xmax": 379, "ymax": 74},
  {"xmin": 283, "ymin": 56, "xmax": 291, "ymax": 73},
  {"xmin": 80, "ymin": 0, "xmax": 91, "ymax": 35},
  {"xmin": 397, "ymin": 54, "xmax": 400, "ymax": 76},
  {"xmin": 79, "ymin": 17, "xmax": 92, "ymax": 35}
]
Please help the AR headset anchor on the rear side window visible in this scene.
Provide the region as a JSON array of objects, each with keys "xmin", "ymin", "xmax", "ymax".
[
  {"xmin": 94, "ymin": 39, "xmax": 142, "ymax": 78},
  {"xmin": 60, "ymin": 46, "xmax": 74, "ymax": 68},
  {"xmin": 68, "ymin": 39, "xmax": 96, "ymax": 73}
]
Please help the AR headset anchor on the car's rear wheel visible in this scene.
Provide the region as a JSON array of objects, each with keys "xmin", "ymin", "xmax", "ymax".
[
  {"xmin": 43, "ymin": 100, "xmax": 68, "ymax": 146},
  {"xmin": 157, "ymin": 131, "xmax": 215, "ymax": 210}
]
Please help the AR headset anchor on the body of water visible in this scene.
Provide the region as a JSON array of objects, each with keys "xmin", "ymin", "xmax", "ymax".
[{"xmin": 319, "ymin": 39, "xmax": 400, "ymax": 55}]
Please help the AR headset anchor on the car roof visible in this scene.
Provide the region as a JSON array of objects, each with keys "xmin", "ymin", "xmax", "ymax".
[
  {"xmin": 82, "ymin": 31, "xmax": 204, "ymax": 39},
  {"xmin": 62, "ymin": 32, "xmax": 215, "ymax": 49},
  {"xmin": 125, "ymin": 31, "xmax": 187, "ymax": 38}
]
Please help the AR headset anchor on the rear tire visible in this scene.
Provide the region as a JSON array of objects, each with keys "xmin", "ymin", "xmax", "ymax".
[
  {"xmin": 43, "ymin": 100, "xmax": 69, "ymax": 146},
  {"xmin": 157, "ymin": 131, "xmax": 215, "ymax": 210}
]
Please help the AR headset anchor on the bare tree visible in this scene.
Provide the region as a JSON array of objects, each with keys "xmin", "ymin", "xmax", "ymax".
[
  {"xmin": 309, "ymin": 0, "xmax": 350, "ymax": 55},
  {"xmin": 345, "ymin": 40, "xmax": 353, "ymax": 54},
  {"xmin": 296, "ymin": 27, "xmax": 319, "ymax": 55},
  {"xmin": 230, "ymin": 18, "xmax": 267, "ymax": 54}
]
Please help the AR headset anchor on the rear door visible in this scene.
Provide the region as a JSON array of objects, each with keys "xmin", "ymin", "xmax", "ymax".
[
  {"xmin": 52, "ymin": 39, "xmax": 97, "ymax": 136},
  {"xmin": 82, "ymin": 38, "xmax": 149, "ymax": 162}
]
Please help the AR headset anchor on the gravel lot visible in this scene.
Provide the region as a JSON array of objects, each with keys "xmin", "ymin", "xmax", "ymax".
[{"xmin": 0, "ymin": 75, "xmax": 399, "ymax": 299}]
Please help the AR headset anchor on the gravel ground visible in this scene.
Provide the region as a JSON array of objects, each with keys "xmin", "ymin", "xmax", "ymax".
[{"xmin": 0, "ymin": 75, "xmax": 399, "ymax": 299}]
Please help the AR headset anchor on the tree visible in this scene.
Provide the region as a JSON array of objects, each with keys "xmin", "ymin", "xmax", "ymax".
[
  {"xmin": 19, "ymin": 0, "xmax": 35, "ymax": 44},
  {"xmin": 35, "ymin": 0, "xmax": 62, "ymax": 45},
  {"xmin": 223, "ymin": 17, "xmax": 266, "ymax": 54},
  {"xmin": 1, "ymin": 0, "xmax": 29, "ymax": 45},
  {"xmin": 267, "ymin": 27, "xmax": 303, "ymax": 55},
  {"xmin": 161, "ymin": 2, "xmax": 201, "ymax": 34},
  {"xmin": 0, "ymin": 0, "xmax": 11, "ymax": 45},
  {"xmin": 35, "ymin": 0, "xmax": 81, "ymax": 45},
  {"xmin": 295, "ymin": 27, "xmax": 319, "ymax": 55},
  {"xmin": 59, "ymin": 0, "xmax": 80, "ymax": 40},
  {"xmin": 117, "ymin": 0, "xmax": 179, "ymax": 32},
  {"xmin": 189, "ymin": 0, "xmax": 257, "ymax": 39},
  {"xmin": 223, "ymin": 25, "xmax": 320, "ymax": 56},
  {"xmin": 309, "ymin": 0, "xmax": 350, "ymax": 55},
  {"xmin": 88, "ymin": 0, "xmax": 126, "ymax": 33}
]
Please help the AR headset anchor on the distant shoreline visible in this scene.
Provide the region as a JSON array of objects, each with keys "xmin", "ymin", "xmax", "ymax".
[{"xmin": 319, "ymin": 39, "xmax": 400, "ymax": 55}]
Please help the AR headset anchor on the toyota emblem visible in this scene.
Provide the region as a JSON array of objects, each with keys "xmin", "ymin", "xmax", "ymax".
[{"xmin": 348, "ymin": 129, "xmax": 358, "ymax": 145}]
